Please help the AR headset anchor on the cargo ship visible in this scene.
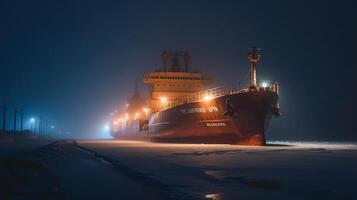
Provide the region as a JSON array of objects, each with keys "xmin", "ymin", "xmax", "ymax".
[{"xmin": 110, "ymin": 48, "xmax": 280, "ymax": 145}]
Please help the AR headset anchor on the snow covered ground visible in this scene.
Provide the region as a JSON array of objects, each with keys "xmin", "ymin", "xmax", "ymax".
[
  {"xmin": 0, "ymin": 138, "xmax": 162, "ymax": 199},
  {"xmin": 1, "ymin": 138, "xmax": 356, "ymax": 199}
]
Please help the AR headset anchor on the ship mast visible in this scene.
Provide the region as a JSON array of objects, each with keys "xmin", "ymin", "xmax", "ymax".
[
  {"xmin": 247, "ymin": 47, "xmax": 261, "ymax": 87},
  {"xmin": 162, "ymin": 50, "xmax": 169, "ymax": 72},
  {"xmin": 183, "ymin": 50, "xmax": 190, "ymax": 72}
]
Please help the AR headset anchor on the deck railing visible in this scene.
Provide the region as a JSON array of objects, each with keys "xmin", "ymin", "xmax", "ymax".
[
  {"xmin": 162, "ymin": 82, "xmax": 279, "ymax": 110},
  {"xmin": 163, "ymin": 86, "xmax": 248, "ymax": 110}
]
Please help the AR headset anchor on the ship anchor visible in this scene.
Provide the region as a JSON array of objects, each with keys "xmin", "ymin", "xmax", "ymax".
[{"xmin": 224, "ymin": 97, "xmax": 238, "ymax": 118}]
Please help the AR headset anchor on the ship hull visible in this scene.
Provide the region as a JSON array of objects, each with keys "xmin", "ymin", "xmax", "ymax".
[{"xmin": 111, "ymin": 90, "xmax": 279, "ymax": 145}]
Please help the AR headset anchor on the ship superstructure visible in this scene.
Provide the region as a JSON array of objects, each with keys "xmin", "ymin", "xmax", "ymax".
[
  {"xmin": 144, "ymin": 50, "xmax": 211, "ymax": 112},
  {"xmin": 110, "ymin": 48, "xmax": 280, "ymax": 145}
]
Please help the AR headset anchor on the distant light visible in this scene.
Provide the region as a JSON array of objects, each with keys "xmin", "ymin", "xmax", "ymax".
[
  {"xmin": 261, "ymin": 82, "xmax": 269, "ymax": 88},
  {"xmin": 205, "ymin": 193, "xmax": 222, "ymax": 200},
  {"xmin": 126, "ymin": 104, "xmax": 129, "ymax": 107},
  {"xmin": 160, "ymin": 96, "xmax": 168, "ymax": 104},
  {"xmin": 142, "ymin": 107, "xmax": 149, "ymax": 114},
  {"xmin": 104, "ymin": 125, "xmax": 110, "ymax": 131},
  {"xmin": 203, "ymin": 95, "xmax": 213, "ymax": 101},
  {"xmin": 50, "ymin": 125, "xmax": 55, "ymax": 129},
  {"xmin": 134, "ymin": 112, "xmax": 141, "ymax": 120},
  {"xmin": 30, "ymin": 118, "xmax": 35, "ymax": 123}
]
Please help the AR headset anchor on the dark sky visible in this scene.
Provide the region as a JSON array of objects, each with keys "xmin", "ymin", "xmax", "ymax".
[{"xmin": 0, "ymin": 0, "xmax": 356, "ymax": 140}]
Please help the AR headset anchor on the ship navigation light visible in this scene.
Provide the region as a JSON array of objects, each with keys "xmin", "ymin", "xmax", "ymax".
[{"xmin": 261, "ymin": 81, "xmax": 269, "ymax": 88}]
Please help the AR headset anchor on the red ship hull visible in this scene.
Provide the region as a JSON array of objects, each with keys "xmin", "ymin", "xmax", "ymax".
[{"xmin": 110, "ymin": 90, "xmax": 279, "ymax": 145}]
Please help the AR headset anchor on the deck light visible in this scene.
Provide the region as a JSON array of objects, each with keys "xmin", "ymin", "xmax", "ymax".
[
  {"xmin": 143, "ymin": 107, "xmax": 149, "ymax": 114},
  {"xmin": 261, "ymin": 82, "xmax": 269, "ymax": 88},
  {"xmin": 160, "ymin": 96, "xmax": 168, "ymax": 104},
  {"xmin": 203, "ymin": 95, "xmax": 213, "ymax": 101}
]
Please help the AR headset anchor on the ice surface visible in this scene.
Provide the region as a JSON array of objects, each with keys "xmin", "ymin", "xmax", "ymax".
[
  {"xmin": 79, "ymin": 140, "xmax": 357, "ymax": 200},
  {"xmin": 0, "ymin": 139, "xmax": 162, "ymax": 200},
  {"xmin": 1, "ymin": 137, "xmax": 356, "ymax": 200}
]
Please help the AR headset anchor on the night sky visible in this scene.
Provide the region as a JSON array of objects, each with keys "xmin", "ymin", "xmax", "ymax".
[{"xmin": 0, "ymin": 0, "xmax": 356, "ymax": 140}]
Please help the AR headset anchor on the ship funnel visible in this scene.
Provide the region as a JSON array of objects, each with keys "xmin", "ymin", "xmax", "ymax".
[
  {"xmin": 160, "ymin": 49, "xmax": 191, "ymax": 72},
  {"xmin": 247, "ymin": 47, "xmax": 262, "ymax": 87}
]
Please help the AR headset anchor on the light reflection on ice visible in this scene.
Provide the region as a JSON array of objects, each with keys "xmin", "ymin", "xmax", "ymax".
[
  {"xmin": 205, "ymin": 170, "xmax": 226, "ymax": 180},
  {"xmin": 82, "ymin": 140, "xmax": 357, "ymax": 150},
  {"xmin": 205, "ymin": 193, "xmax": 222, "ymax": 200},
  {"xmin": 267, "ymin": 141, "xmax": 357, "ymax": 150}
]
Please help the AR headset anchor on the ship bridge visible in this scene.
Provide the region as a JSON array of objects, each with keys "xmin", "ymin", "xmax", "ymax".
[{"xmin": 143, "ymin": 50, "xmax": 211, "ymax": 112}]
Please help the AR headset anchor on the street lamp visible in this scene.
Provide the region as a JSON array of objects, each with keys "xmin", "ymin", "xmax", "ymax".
[
  {"xmin": 104, "ymin": 125, "xmax": 110, "ymax": 132},
  {"xmin": 30, "ymin": 118, "xmax": 35, "ymax": 132}
]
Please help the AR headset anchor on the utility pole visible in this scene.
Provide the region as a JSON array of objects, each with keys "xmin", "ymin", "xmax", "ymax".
[
  {"xmin": 46, "ymin": 120, "xmax": 50, "ymax": 135},
  {"xmin": 13, "ymin": 108, "xmax": 18, "ymax": 133},
  {"xmin": 45, "ymin": 120, "xmax": 48, "ymax": 136},
  {"xmin": 20, "ymin": 110, "xmax": 24, "ymax": 131},
  {"xmin": 38, "ymin": 117, "xmax": 42, "ymax": 136},
  {"xmin": 35, "ymin": 119, "xmax": 40, "ymax": 135},
  {"xmin": 2, "ymin": 104, "xmax": 6, "ymax": 131},
  {"xmin": 43, "ymin": 119, "xmax": 47, "ymax": 136},
  {"xmin": 38, "ymin": 117, "xmax": 41, "ymax": 135}
]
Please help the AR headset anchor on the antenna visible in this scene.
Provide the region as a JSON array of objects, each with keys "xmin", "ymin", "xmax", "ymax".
[
  {"xmin": 183, "ymin": 50, "xmax": 190, "ymax": 72},
  {"xmin": 171, "ymin": 50, "xmax": 180, "ymax": 71},
  {"xmin": 134, "ymin": 80, "xmax": 139, "ymax": 95},
  {"xmin": 247, "ymin": 47, "xmax": 262, "ymax": 87}
]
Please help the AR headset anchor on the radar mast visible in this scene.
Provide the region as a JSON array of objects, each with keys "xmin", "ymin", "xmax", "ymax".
[{"xmin": 247, "ymin": 47, "xmax": 262, "ymax": 87}]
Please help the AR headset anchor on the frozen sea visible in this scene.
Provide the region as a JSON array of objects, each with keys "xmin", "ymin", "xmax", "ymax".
[
  {"xmin": 78, "ymin": 140, "xmax": 357, "ymax": 200},
  {"xmin": 1, "ymin": 138, "xmax": 356, "ymax": 200}
]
